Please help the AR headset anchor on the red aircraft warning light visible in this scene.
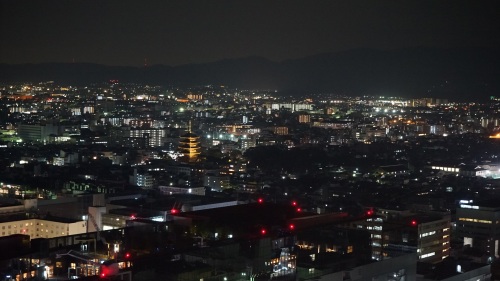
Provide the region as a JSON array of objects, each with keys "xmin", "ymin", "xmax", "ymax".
[
  {"xmin": 261, "ymin": 229, "xmax": 267, "ymax": 235},
  {"xmin": 292, "ymin": 201, "xmax": 297, "ymax": 206},
  {"xmin": 125, "ymin": 252, "xmax": 131, "ymax": 258},
  {"xmin": 258, "ymin": 198, "xmax": 264, "ymax": 204},
  {"xmin": 296, "ymin": 208, "xmax": 302, "ymax": 212},
  {"xmin": 289, "ymin": 224, "xmax": 295, "ymax": 230},
  {"xmin": 171, "ymin": 209, "xmax": 178, "ymax": 214},
  {"xmin": 366, "ymin": 210, "xmax": 373, "ymax": 216},
  {"xmin": 411, "ymin": 220, "xmax": 418, "ymax": 226}
]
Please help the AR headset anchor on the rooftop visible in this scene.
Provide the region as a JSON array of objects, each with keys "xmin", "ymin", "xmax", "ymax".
[
  {"xmin": 461, "ymin": 199, "xmax": 500, "ymax": 210},
  {"xmin": 109, "ymin": 194, "xmax": 236, "ymax": 211}
]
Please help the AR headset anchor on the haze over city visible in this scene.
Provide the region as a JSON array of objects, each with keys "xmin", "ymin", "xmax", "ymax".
[{"xmin": 1, "ymin": 0, "xmax": 499, "ymax": 66}]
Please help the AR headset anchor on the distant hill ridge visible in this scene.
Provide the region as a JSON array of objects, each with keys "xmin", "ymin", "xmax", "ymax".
[{"xmin": 1, "ymin": 47, "xmax": 499, "ymax": 101}]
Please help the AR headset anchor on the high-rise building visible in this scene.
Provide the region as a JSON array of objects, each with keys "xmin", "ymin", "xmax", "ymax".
[
  {"xmin": 339, "ymin": 212, "xmax": 450, "ymax": 263},
  {"xmin": 383, "ymin": 215, "xmax": 451, "ymax": 263},
  {"xmin": 456, "ymin": 200, "xmax": 500, "ymax": 260},
  {"xmin": 128, "ymin": 128, "xmax": 166, "ymax": 147}
]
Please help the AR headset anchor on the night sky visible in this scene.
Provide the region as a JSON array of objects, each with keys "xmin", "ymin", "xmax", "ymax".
[{"xmin": 1, "ymin": 0, "xmax": 499, "ymax": 66}]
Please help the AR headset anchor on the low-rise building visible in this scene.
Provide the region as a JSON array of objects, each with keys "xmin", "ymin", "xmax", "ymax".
[
  {"xmin": 0, "ymin": 216, "xmax": 87, "ymax": 239},
  {"xmin": 158, "ymin": 186, "xmax": 206, "ymax": 196}
]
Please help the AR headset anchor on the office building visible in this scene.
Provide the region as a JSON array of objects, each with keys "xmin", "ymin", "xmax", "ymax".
[
  {"xmin": 17, "ymin": 123, "xmax": 59, "ymax": 143},
  {"xmin": 456, "ymin": 200, "xmax": 500, "ymax": 261}
]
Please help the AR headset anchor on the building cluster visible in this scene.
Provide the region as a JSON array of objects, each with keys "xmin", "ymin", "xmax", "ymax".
[{"xmin": 1, "ymin": 82, "xmax": 500, "ymax": 280}]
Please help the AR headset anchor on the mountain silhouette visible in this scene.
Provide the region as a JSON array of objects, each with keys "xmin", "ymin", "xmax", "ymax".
[{"xmin": 1, "ymin": 47, "xmax": 499, "ymax": 101}]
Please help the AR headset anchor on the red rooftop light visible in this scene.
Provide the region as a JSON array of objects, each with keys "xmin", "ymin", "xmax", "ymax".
[
  {"xmin": 292, "ymin": 201, "xmax": 297, "ymax": 206},
  {"xmin": 289, "ymin": 224, "xmax": 295, "ymax": 230},
  {"xmin": 258, "ymin": 198, "xmax": 263, "ymax": 203},
  {"xmin": 171, "ymin": 209, "xmax": 178, "ymax": 214},
  {"xmin": 411, "ymin": 220, "xmax": 417, "ymax": 226},
  {"xmin": 261, "ymin": 229, "xmax": 266, "ymax": 235}
]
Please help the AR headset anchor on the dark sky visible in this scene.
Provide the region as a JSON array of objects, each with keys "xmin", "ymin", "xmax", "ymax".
[{"xmin": 1, "ymin": 0, "xmax": 499, "ymax": 66}]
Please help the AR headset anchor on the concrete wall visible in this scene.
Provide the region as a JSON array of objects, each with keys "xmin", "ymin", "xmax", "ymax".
[{"xmin": 68, "ymin": 220, "xmax": 87, "ymax": 236}]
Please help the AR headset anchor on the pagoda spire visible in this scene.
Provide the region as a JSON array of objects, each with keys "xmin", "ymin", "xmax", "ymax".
[{"xmin": 178, "ymin": 120, "xmax": 200, "ymax": 163}]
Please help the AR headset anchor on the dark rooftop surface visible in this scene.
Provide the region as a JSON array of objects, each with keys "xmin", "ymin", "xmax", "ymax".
[
  {"xmin": 175, "ymin": 202, "xmax": 361, "ymax": 236},
  {"xmin": 418, "ymin": 258, "xmax": 488, "ymax": 280},
  {"xmin": 42, "ymin": 215, "xmax": 81, "ymax": 224},
  {"xmin": 109, "ymin": 207, "xmax": 163, "ymax": 218},
  {"xmin": 109, "ymin": 194, "xmax": 235, "ymax": 211},
  {"xmin": 470, "ymin": 199, "xmax": 500, "ymax": 209},
  {"xmin": 383, "ymin": 214, "xmax": 446, "ymax": 231},
  {"xmin": 0, "ymin": 213, "xmax": 29, "ymax": 223},
  {"xmin": 178, "ymin": 202, "xmax": 305, "ymax": 230}
]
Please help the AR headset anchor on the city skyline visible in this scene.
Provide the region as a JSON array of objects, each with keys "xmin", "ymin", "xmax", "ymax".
[
  {"xmin": 1, "ymin": 80, "xmax": 500, "ymax": 280},
  {"xmin": 2, "ymin": 1, "xmax": 500, "ymax": 280}
]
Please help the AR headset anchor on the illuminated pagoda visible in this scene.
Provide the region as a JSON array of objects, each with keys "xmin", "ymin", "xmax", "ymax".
[{"xmin": 178, "ymin": 121, "xmax": 201, "ymax": 162}]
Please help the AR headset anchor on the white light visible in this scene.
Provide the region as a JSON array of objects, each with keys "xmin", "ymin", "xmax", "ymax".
[{"xmin": 460, "ymin": 204, "xmax": 479, "ymax": 209}]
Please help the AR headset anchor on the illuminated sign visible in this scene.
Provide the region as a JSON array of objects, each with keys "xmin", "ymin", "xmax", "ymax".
[{"xmin": 460, "ymin": 205, "xmax": 479, "ymax": 209}]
